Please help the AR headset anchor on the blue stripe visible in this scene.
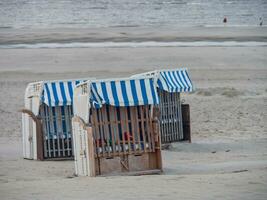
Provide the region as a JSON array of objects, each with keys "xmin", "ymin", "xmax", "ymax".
[
  {"xmin": 140, "ymin": 79, "xmax": 148, "ymax": 105},
  {"xmin": 163, "ymin": 71, "xmax": 174, "ymax": 91},
  {"xmin": 130, "ymin": 80, "xmax": 139, "ymax": 105},
  {"xmin": 59, "ymin": 82, "xmax": 67, "ymax": 105},
  {"xmin": 171, "ymin": 71, "xmax": 182, "ymax": 92},
  {"xmin": 92, "ymin": 83, "xmax": 102, "ymax": 108},
  {"xmin": 100, "ymin": 82, "xmax": 109, "ymax": 105},
  {"xmin": 110, "ymin": 81, "xmax": 120, "ymax": 107},
  {"xmin": 167, "ymin": 71, "xmax": 178, "ymax": 92},
  {"xmin": 93, "ymin": 102, "xmax": 100, "ymax": 109},
  {"xmin": 92, "ymin": 83, "xmax": 98, "ymax": 97},
  {"xmin": 157, "ymin": 78, "xmax": 164, "ymax": 90},
  {"xmin": 44, "ymin": 83, "xmax": 52, "ymax": 107},
  {"xmin": 67, "ymin": 82, "xmax": 73, "ymax": 102},
  {"xmin": 91, "ymin": 84, "xmax": 101, "ymax": 108},
  {"xmin": 185, "ymin": 70, "xmax": 193, "ymax": 91},
  {"xmin": 51, "ymin": 83, "xmax": 59, "ymax": 106},
  {"xmin": 176, "ymin": 70, "xmax": 186, "ymax": 92},
  {"xmin": 120, "ymin": 81, "xmax": 129, "ymax": 106},
  {"xmin": 172, "ymin": 71, "xmax": 183, "ymax": 92},
  {"xmin": 180, "ymin": 70, "xmax": 189, "ymax": 92},
  {"xmin": 149, "ymin": 78, "xmax": 158, "ymax": 104}
]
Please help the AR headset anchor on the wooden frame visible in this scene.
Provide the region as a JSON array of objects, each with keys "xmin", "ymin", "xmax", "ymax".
[
  {"xmin": 73, "ymin": 105, "xmax": 162, "ymax": 177},
  {"xmin": 20, "ymin": 108, "xmax": 44, "ymax": 160}
]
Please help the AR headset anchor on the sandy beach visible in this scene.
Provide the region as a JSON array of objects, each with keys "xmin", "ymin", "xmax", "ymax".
[{"xmin": 0, "ymin": 27, "xmax": 267, "ymax": 199}]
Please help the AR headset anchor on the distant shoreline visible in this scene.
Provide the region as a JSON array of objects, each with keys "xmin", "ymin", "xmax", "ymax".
[{"xmin": 1, "ymin": 41, "xmax": 266, "ymax": 49}]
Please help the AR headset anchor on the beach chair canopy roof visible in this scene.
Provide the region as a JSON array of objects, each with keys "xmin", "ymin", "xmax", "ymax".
[
  {"xmin": 90, "ymin": 77, "xmax": 159, "ymax": 109},
  {"xmin": 42, "ymin": 80, "xmax": 84, "ymax": 107},
  {"xmin": 132, "ymin": 68, "xmax": 194, "ymax": 93},
  {"xmin": 157, "ymin": 69, "xmax": 193, "ymax": 93}
]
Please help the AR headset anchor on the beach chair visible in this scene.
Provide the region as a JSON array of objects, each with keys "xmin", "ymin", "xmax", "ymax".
[
  {"xmin": 21, "ymin": 79, "xmax": 87, "ymax": 160},
  {"xmin": 132, "ymin": 68, "xmax": 193, "ymax": 143},
  {"xmin": 72, "ymin": 76, "xmax": 162, "ymax": 176}
]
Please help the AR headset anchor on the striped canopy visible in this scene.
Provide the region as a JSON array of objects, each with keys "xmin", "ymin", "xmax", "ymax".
[
  {"xmin": 90, "ymin": 77, "xmax": 159, "ymax": 108},
  {"xmin": 157, "ymin": 69, "xmax": 193, "ymax": 93},
  {"xmin": 42, "ymin": 80, "xmax": 83, "ymax": 107}
]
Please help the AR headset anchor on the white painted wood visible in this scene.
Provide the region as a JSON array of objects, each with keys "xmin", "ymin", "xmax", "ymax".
[
  {"xmin": 22, "ymin": 82, "xmax": 43, "ymax": 159},
  {"xmin": 72, "ymin": 119, "xmax": 90, "ymax": 176},
  {"xmin": 73, "ymin": 83, "xmax": 90, "ymax": 122},
  {"xmin": 72, "ymin": 119, "xmax": 79, "ymax": 175}
]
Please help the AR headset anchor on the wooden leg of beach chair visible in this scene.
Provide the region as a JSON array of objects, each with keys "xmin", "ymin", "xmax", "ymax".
[
  {"xmin": 182, "ymin": 104, "xmax": 191, "ymax": 143},
  {"xmin": 154, "ymin": 122, "xmax": 162, "ymax": 170},
  {"xmin": 87, "ymin": 127, "xmax": 96, "ymax": 177},
  {"xmin": 152, "ymin": 107, "xmax": 162, "ymax": 170},
  {"xmin": 36, "ymin": 119, "xmax": 44, "ymax": 161}
]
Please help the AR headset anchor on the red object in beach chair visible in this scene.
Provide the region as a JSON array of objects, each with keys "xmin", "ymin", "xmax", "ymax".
[
  {"xmin": 124, "ymin": 132, "xmax": 133, "ymax": 141},
  {"xmin": 95, "ymin": 138, "xmax": 107, "ymax": 146}
]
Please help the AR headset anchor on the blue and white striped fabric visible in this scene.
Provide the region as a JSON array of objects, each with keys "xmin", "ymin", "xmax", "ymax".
[
  {"xmin": 42, "ymin": 80, "xmax": 83, "ymax": 107},
  {"xmin": 157, "ymin": 69, "xmax": 193, "ymax": 93},
  {"xmin": 90, "ymin": 78, "xmax": 159, "ymax": 108}
]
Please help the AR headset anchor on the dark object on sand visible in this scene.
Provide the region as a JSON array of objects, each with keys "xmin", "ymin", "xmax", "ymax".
[
  {"xmin": 161, "ymin": 144, "xmax": 172, "ymax": 150},
  {"xmin": 259, "ymin": 18, "xmax": 263, "ymax": 26},
  {"xmin": 223, "ymin": 17, "xmax": 227, "ymax": 24},
  {"xmin": 232, "ymin": 169, "xmax": 248, "ymax": 173}
]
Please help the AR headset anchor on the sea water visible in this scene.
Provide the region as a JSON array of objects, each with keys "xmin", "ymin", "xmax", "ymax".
[{"xmin": 0, "ymin": 0, "xmax": 266, "ymax": 29}]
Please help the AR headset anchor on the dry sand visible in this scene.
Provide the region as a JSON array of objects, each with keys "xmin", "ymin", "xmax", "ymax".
[{"xmin": 0, "ymin": 27, "xmax": 267, "ymax": 199}]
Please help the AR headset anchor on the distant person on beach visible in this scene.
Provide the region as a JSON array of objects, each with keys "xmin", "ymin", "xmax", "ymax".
[
  {"xmin": 223, "ymin": 16, "xmax": 227, "ymax": 24},
  {"xmin": 259, "ymin": 18, "xmax": 263, "ymax": 26}
]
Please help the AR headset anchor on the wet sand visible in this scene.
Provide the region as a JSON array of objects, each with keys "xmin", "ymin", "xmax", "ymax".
[{"xmin": 0, "ymin": 26, "xmax": 267, "ymax": 45}]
